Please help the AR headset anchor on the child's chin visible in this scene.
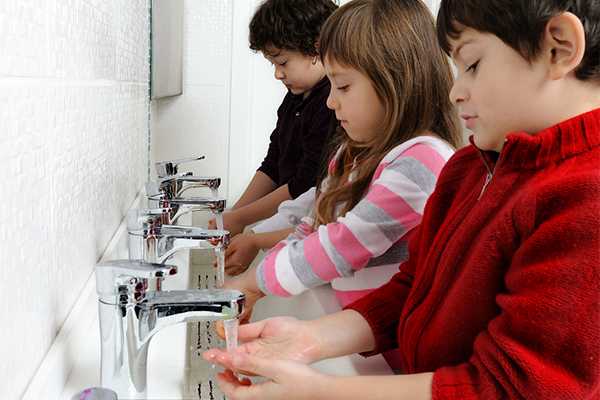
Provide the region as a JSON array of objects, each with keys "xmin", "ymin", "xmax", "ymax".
[{"xmin": 473, "ymin": 135, "xmax": 504, "ymax": 152}]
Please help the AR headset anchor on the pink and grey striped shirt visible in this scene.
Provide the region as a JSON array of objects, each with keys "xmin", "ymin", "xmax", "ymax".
[{"xmin": 256, "ymin": 136, "xmax": 454, "ymax": 307}]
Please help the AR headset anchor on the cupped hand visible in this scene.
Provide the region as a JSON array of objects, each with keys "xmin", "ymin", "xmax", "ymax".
[
  {"xmin": 204, "ymin": 316, "xmax": 323, "ymax": 373},
  {"xmin": 214, "ymin": 353, "xmax": 329, "ymax": 400}
]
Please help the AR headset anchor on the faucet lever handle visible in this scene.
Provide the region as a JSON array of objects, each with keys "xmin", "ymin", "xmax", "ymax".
[
  {"xmin": 155, "ymin": 155, "xmax": 205, "ymax": 178},
  {"xmin": 96, "ymin": 260, "xmax": 177, "ymax": 302}
]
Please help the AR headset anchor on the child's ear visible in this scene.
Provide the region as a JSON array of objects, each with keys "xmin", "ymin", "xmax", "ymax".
[{"xmin": 542, "ymin": 12, "xmax": 586, "ymax": 80}]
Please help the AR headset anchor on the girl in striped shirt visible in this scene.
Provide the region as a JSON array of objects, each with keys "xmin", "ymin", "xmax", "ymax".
[{"xmin": 222, "ymin": 0, "xmax": 462, "ymax": 363}]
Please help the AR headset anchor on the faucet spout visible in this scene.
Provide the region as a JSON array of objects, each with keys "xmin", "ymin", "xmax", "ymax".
[
  {"xmin": 128, "ymin": 224, "xmax": 230, "ymax": 264},
  {"xmin": 96, "ymin": 260, "xmax": 244, "ymax": 398}
]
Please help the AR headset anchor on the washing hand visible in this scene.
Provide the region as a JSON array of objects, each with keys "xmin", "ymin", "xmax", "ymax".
[
  {"xmin": 215, "ymin": 268, "xmax": 265, "ymax": 336},
  {"xmin": 220, "ymin": 233, "xmax": 260, "ymax": 276},
  {"xmin": 215, "ymin": 353, "xmax": 329, "ymax": 400},
  {"xmin": 204, "ymin": 316, "xmax": 323, "ymax": 374},
  {"xmin": 208, "ymin": 210, "xmax": 246, "ymax": 236}
]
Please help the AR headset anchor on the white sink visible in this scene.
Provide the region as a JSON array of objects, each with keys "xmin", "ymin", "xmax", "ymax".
[{"xmin": 53, "ymin": 210, "xmax": 390, "ymax": 399}]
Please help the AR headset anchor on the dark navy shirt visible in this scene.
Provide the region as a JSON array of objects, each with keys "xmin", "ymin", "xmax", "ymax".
[{"xmin": 258, "ymin": 77, "xmax": 335, "ymax": 198}]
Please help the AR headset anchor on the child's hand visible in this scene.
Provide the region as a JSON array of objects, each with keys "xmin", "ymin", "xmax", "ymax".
[
  {"xmin": 204, "ymin": 316, "xmax": 323, "ymax": 373},
  {"xmin": 215, "ymin": 268, "xmax": 265, "ymax": 337},
  {"xmin": 224, "ymin": 233, "xmax": 260, "ymax": 276},
  {"xmin": 208, "ymin": 211, "xmax": 246, "ymax": 236},
  {"xmin": 215, "ymin": 353, "xmax": 329, "ymax": 400}
]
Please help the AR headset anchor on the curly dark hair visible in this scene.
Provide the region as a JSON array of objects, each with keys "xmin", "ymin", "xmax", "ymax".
[
  {"xmin": 437, "ymin": 0, "xmax": 600, "ymax": 83},
  {"xmin": 249, "ymin": 0, "xmax": 338, "ymax": 56}
]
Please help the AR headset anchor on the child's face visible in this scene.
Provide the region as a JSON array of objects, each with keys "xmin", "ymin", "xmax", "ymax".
[
  {"xmin": 449, "ymin": 29, "xmax": 553, "ymax": 152},
  {"xmin": 324, "ymin": 59, "xmax": 385, "ymax": 143},
  {"xmin": 263, "ymin": 46, "xmax": 325, "ymax": 96}
]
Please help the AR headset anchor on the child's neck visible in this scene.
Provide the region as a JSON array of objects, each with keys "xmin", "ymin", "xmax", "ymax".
[
  {"xmin": 559, "ymin": 81, "xmax": 600, "ymax": 119},
  {"xmin": 532, "ymin": 81, "xmax": 600, "ymax": 135}
]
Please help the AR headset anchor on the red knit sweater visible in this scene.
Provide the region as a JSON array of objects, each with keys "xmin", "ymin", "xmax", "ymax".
[{"xmin": 347, "ymin": 108, "xmax": 600, "ymax": 399}]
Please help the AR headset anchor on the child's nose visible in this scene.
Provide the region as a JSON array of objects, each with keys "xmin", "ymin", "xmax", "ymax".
[
  {"xmin": 274, "ymin": 67, "xmax": 285, "ymax": 80},
  {"xmin": 326, "ymin": 92, "xmax": 337, "ymax": 110},
  {"xmin": 449, "ymin": 79, "xmax": 468, "ymax": 105}
]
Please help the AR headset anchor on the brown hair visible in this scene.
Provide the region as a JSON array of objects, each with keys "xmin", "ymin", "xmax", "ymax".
[{"xmin": 315, "ymin": 0, "xmax": 462, "ymax": 226}]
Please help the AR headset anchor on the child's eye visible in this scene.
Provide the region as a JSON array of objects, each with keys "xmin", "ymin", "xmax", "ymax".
[
  {"xmin": 466, "ymin": 60, "xmax": 480, "ymax": 73},
  {"xmin": 337, "ymin": 85, "xmax": 349, "ymax": 92},
  {"xmin": 279, "ymin": 61, "xmax": 287, "ymax": 66}
]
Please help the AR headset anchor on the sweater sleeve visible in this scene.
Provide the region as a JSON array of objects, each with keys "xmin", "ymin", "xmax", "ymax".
[
  {"xmin": 256, "ymin": 143, "xmax": 446, "ymax": 297},
  {"xmin": 432, "ymin": 178, "xmax": 600, "ymax": 399},
  {"xmin": 251, "ymin": 187, "xmax": 317, "ymax": 234},
  {"xmin": 257, "ymin": 126, "xmax": 281, "ymax": 184}
]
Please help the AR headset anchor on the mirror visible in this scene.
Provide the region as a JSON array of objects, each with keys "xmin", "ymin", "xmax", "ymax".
[{"xmin": 151, "ymin": 0, "xmax": 184, "ymax": 99}]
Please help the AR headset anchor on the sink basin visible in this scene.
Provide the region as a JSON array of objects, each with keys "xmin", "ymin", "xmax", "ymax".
[{"xmin": 58, "ymin": 212, "xmax": 390, "ymax": 400}]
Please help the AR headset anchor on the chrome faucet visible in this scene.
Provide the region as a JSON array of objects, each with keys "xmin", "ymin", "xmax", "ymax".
[
  {"xmin": 128, "ymin": 224, "xmax": 230, "ymax": 265},
  {"xmin": 155, "ymin": 155, "xmax": 205, "ymax": 178},
  {"xmin": 146, "ymin": 192, "xmax": 226, "ymax": 224},
  {"xmin": 152, "ymin": 155, "xmax": 220, "ymax": 198},
  {"xmin": 146, "ymin": 175, "xmax": 222, "ymax": 201},
  {"xmin": 96, "ymin": 260, "xmax": 245, "ymax": 399}
]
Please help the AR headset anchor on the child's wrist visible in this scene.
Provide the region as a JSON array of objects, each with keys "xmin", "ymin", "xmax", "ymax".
[
  {"xmin": 304, "ymin": 319, "xmax": 327, "ymax": 363},
  {"xmin": 245, "ymin": 232, "xmax": 259, "ymax": 247},
  {"xmin": 311, "ymin": 372, "xmax": 337, "ymax": 400},
  {"xmin": 253, "ymin": 233, "xmax": 274, "ymax": 250}
]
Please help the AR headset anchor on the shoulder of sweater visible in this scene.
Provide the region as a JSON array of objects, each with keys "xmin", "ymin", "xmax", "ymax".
[
  {"xmin": 380, "ymin": 136, "xmax": 457, "ymax": 165},
  {"xmin": 432, "ymin": 145, "xmax": 483, "ymax": 191}
]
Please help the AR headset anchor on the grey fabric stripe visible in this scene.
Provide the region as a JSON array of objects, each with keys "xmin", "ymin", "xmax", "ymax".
[
  {"xmin": 317, "ymin": 227, "xmax": 356, "ymax": 278},
  {"xmin": 351, "ymin": 200, "xmax": 409, "ymax": 243},
  {"xmin": 387, "ymin": 157, "xmax": 437, "ymax": 195},
  {"xmin": 365, "ymin": 239, "xmax": 409, "ymax": 268},
  {"xmin": 288, "ymin": 239, "xmax": 327, "ymax": 288},
  {"xmin": 256, "ymin": 262, "xmax": 270, "ymax": 295}
]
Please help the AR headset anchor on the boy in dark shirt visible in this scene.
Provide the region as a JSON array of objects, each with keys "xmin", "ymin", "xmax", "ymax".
[{"xmin": 209, "ymin": 0, "xmax": 337, "ymax": 236}]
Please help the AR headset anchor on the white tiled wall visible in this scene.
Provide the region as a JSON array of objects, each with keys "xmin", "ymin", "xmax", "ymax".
[{"xmin": 0, "ymin": 1, "xmax": 150, "ymax": 399}]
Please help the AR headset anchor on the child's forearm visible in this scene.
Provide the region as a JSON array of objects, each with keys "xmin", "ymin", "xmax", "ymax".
[
  {"xmin": 232, "ymin": 171, "xmax": 277, "ymax": 209},
  {"xmin": 235, "ymin": 184, "xmax": 292, "ymax": 226},
  {"xmin": 251, "ymin": 228, "xmax": 294, "ymax": 250},
  {"xmin": 308, "ymin": 309, "xmax": 377, "ymax": 361},
  {"xmin": 319, "ymin": 372, "xmax": 433, "ymax": 400}
]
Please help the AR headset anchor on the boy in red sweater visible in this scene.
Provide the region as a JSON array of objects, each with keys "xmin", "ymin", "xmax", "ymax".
[{"xmin": 203, "ymin": 1, "xmax": 600, "ymax": 399}]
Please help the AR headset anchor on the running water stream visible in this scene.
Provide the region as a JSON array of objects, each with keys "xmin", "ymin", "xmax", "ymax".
[{"xmin": 214, "ymin": 247, "xmax": 225, "ymax": 288}]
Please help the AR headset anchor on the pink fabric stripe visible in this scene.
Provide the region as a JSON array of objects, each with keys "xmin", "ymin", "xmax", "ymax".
[
  {"xmin": 366, "ymin": 184, "xmax": 422, "ymax": 227},
  {"xmin": 262, "ymin": 242, "xmax": 291, "ymax": 297},
  {"xmin": 372, "ymin": 161, "xmax": 390, "ymax": 181},
  {"xmin": 303, "ymin": 233, "xmax": 340, "ymax": 281},
  {"xmin": 327, "ymin": 223, "xmax": 373, "ymax": 270},
  {"xmin": 334, "ymin": 288, "xmax": 376, "ymax": 307},
  {"xmin": 402, "ymin": 144, "xmax": 448, "ymax": 176}
]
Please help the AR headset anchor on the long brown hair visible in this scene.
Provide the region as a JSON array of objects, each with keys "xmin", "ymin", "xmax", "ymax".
[{"xmin": 314, "ymin": 0, "xmax": 461, "ymax": 226}]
